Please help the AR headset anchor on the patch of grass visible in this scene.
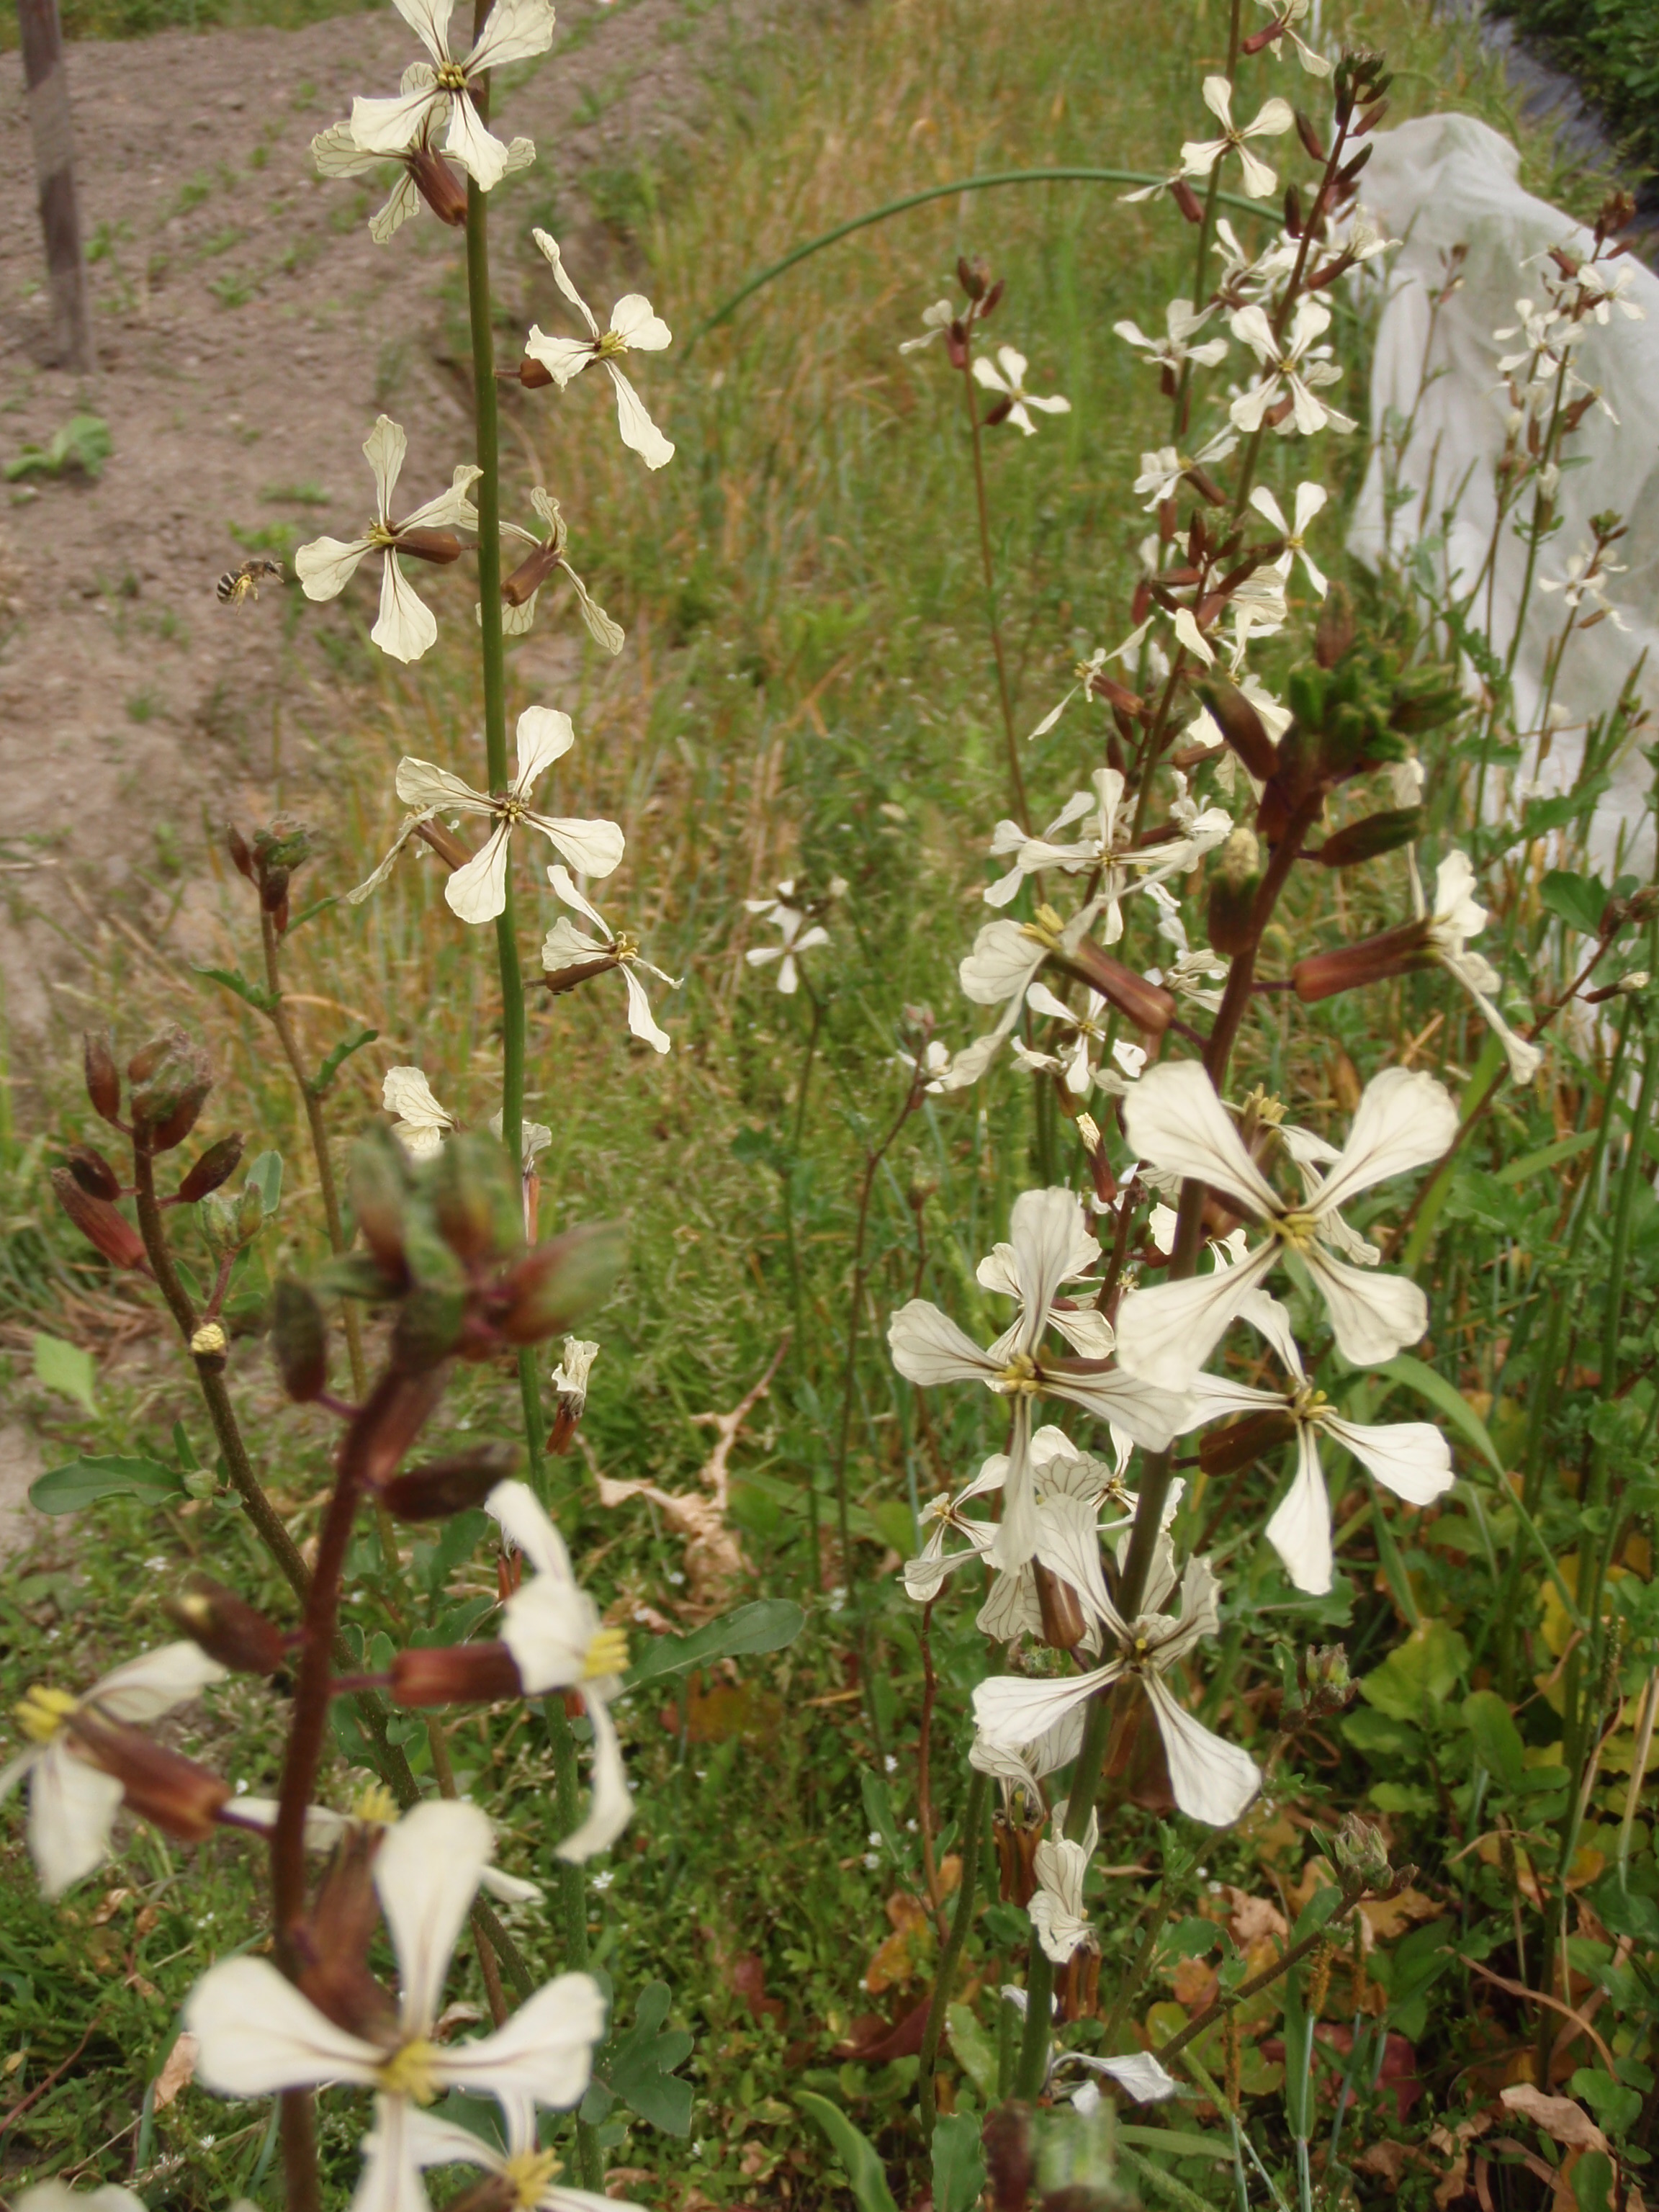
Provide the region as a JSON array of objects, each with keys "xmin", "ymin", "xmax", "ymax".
[
  {"xmin": 209, "ymin": 270, "xmax": 258, "ymax": 308},
  {"xmin": 125, "ymin": 689, "xmax": 159, "ymax": 724}
]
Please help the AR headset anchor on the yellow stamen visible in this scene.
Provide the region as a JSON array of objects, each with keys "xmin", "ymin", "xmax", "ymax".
[
  {"xmin": 503, "ymin": 2149, "xmax": 562, "ymax": 2207},
  {"xmin": 613, "ymin": 931, "xmax": 639, "ymax": 961},
  {"xmin": 435, "ymin": 60, "xmax": 469, "ymax": 89},
  {"xmin": 993, "ymin": 1352, "xmax": 1042, "ymax": 1398},
  {"xmin": 1020, "ymin": 903, "xmax": 1066, "ymax": 951},
  {"xmin": 598, "ymin": 330, "xmax": 629, "ymax": 359},
  {"xmin": 352, "ymin": 1783, "xmax": 400, "ymax": 1827},
  {"xmin": 1291, "ymin": 1385, "xmax": 1328, "ymax": 1421},
  {"xmin": 15, "ymin": 1685, "xmax": 77, "ymax": 1745},
  {"xmin": 378, "ymin": 2037, "xmax": 441, "ymax": 2104},
  {"xmin": 584, "ymin": 1627, "xmax": 630, "ymax": 1681},
  {"xmin": 1275, "ymin": 1209, "xmax": 1318, "ymax": 1251}
]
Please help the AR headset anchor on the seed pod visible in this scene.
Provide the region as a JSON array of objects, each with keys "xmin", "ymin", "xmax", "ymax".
[
  {"xmin": 66, "ymin": 1143, "xmax": 122, "ymax": 1202},
  {"xmin": 165, "ymin": 1574, "xmax": 287, "ymax": 1673},
  {"xmin": 380, "ymin": 1443, "xmax": 518, "ymax": 1522},
  {"xmin": 179, "ymin": 1132, "xmax": 244, "ymax": 1205},
  {"xmin": 390, "ymin": 1642, "xmax": 526, "ymax": 1707},
  {"xmin": 52, "ymin": 1167, "xmax": 148, "ymax": 1271},
  {"xmin": 271, "ymin": 1279, "xmax": 329, "ymax": 1403},
  {"xmin": 494, "ymin": 1220, "xmax": 628, "ymax": 1346},
  {"xmin": 84, "ymin": 1032, "xmax": 122, "ymax": 1125}
]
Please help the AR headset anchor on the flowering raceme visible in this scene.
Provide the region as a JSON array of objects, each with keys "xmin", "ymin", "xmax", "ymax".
[{"xmin": 349, "ymin": 0, "xmax": 555, "ymax": 192}]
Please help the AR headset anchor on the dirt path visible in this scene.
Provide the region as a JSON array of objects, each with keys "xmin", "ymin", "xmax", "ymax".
[{"xmin": 0, "ymin": 0, "xmax": 766, "ymax": 1040}]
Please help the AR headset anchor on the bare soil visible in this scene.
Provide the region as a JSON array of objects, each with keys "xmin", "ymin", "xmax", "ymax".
[{"xmin": 0, "ymin": 0, "xmax": 764, "ymax": 1039}]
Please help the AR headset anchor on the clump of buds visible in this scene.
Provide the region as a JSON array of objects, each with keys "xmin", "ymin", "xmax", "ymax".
[
  {"xmin": 1332, "ymin": 1809, "xmax": 1392, "ymax": 1889},
  {"xmin": 228, "ymin": 819, "xmax": 315, "ymax": 938},
  {"xmin": 128, "ymin": 1028, "xmax": 214, "ymax": 1156}
]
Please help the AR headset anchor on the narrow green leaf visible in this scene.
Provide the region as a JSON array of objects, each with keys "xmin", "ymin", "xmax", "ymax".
[
  {"xmin": 796, "ymin": 2092, "xmax": 899, "ymax": 2212},
  {"xmin": 312, "ymin": 1026, "xmax": 380, "ymax": 1098},
  {"xmin": 1375, "ymin": 1355, "xmax": 1503, "ymax": 1475},
  {"xmin": 1118, "ymin": 2127, "xmax": 1235, "ymax": 2162},
  {"xmin": 193, "ymin": 963, "xmax": 279, "ymax": 1014},
  {"xmin": 621, "ymin": 1599, "xmax": 804, "ymax": 1691},
  {"xmin": 932, "ymin": 2113, "xmax": 987, "ymax": 2212}
]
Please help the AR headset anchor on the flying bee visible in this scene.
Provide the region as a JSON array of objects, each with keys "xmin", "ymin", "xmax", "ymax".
[{"xmin": 216, "ymin": 557, "xmax": 286, "ymax": 607}]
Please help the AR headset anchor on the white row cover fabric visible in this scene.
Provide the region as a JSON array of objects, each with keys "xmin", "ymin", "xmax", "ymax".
[{"xmin": 1349, "ymin": 114, "xmax": 1659, "ymax": 876}]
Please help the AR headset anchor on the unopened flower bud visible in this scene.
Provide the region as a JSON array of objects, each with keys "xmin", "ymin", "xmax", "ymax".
[
  {"xmin": 68, "ymin": 1710, "xmax": 230, "ymax": 1841},
  {"xmin": 349, "ymin": 1367, "xmax": 448, "ymax": 1493},
  {"xmin": 83, "ymin": 1031, "xmax": 122, "ymax": 1126},
  {"xmin": 227, "ymin": 823, "xmax": 256, "ymax": 880},
  {"xmin": 1332, "ymin": 1811, "xmax": 1391, "ymax": 1889},
  {"xmin": 1033, "ymin": 1562, "xmax": 1089, "ymax": 1654},
  {"xmin": 52, "ymin": 1168, "xmax": 148, "ymax": 1271},
  {"xmin": 394, "ymin": 527, "xmax": 464, "ymax": 566},
  {"xmin": 431, "ymin": 1132, "xmax": 519, "ymax": 1267},
  {"xmin": 493, "ymin": 1220, "xmax": 627, "ymax": 1347},
  {"xmin": 130, "ymin": 1029, "xmax": 213, "ymax": 1154},
  {"xmin": 380, "ymin": 1443, "xmax": 518, "ymax": 1521},
  {"xmin": 1316, "ymin": 806, "xmax": 1423, "ymax": 869},
  {"xmin": 65, "ymin": 1143, "xmax": 122, "ymax": 1202},
  {"xmin": 350, "ymin": 1128, "xmax": 413, "ymax": 1284},
  {"xmin": 191, "ymin": 1321, "xmax": 228, "ymax": 1365},
  {"xmin": 165, "ymin": 1574, "xmax": 287, "ymax": 1673},
  {"xmin": 290, "ymin": 1823, "xmax": 400, "ymax": 2040},
  {"xmin": 389, "ymin": 1642, "xmax": 526, "ymax": 1707},
  {"xmin": 1171, "ymin": 176, "xmax": 1204, "ymax": 224},
  {"xmin": 179, "ymin": 1132, "xmax": 244, "ymax": 1205},
  {"xmin": 1303, "ymin": 1643, "xmax": 1354, "ymax": 1707},
  {"xmin": 1208, "ymin": 826, "xmax": 1264, "ymax": 956},
  {"xmin": 1055, "ymin": 1938, "xmax": 1101, "ymax": 2026},
  {"xmin": 1314, "ymin": 585, "xmax": 1356, "ymax": 670},
  {"xmin": 271, "ymin": 1279, "xmax": 328, "ymax": 1403},
  {"xmin": 994, "ymin": 1809, "xmax": 1043, "ymax": 1907},
  {"xmin": 957, "ymin": 254, "xmax": 989, "ymax": 302}
]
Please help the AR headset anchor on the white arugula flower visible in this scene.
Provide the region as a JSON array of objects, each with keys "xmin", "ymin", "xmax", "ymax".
[
  {"xmin": 1179, "ymin": 76, "xmax": 1295, "ymax": 199},
  {"xmin": 1025, "ymin": 623, "xmax": 1150, "ymax": 742},
  {"xmin": 2, "ymin": 1645, "xmax": 225, "ymax": 1899},
  {"xmin": 348, "ymin": 0, "xmax": 554, "ymax": 192},
  {"xmin": 380, "ymin": 1066, "xmax": 551, "ymax": 1170},
  {"xmin": 525, "ymin": 232, "xmax": 674, "ymax": 470},
  {"xmin": 495, "ymin": 488, "xmax": 625, "ymax": 651},
  {"xmin": 186, "ymin": 1801, "xmax": 604, "ymax": 2206},
  {"xmin": 396, "ymin": 2104, "xmax": 639, "ymax": 2212},
  {"xmin": 354, "ymin": 709, "xmax": 624, "ymax": 925},
  {"xmin": 888, "ymin": 1188, "xmax": 1190, "ymax": 1568},
  {"xmin": 1029, "ymin": 1805, "xmax": 1098, "ymax": 1964},
  {"xmin": 1133, "ymin": 429, "xmax": 1238, "ymax": 509},
  {"xmin": 295, "ymin": 417, "xmax": 480, "ymax": 664},
  {"xmin": 312, "ymin": 93, "xmax": 532, "ymax": 242},
  {"xmin": 1413, "ymin": 851, "xmax": 1543, "ymax": 1085},
  {"xmin": 1115, "ymin": 1062, "xmax": 1457, "ymax": 1388},
  {"xmin": 899, "ymin": 298, "xmax": 956, "ymax": 354},
  {"xmin": 745, "ymin": 884, "xmax": 830, "ymax": 994},
  {"xmin": 1249, "ymin": 480, "xmax": 1329, "ymax": 597},
  {"xmin": 1229, "ymin": 299, "xmax": 1355, "ymax": 437},
  {"xmin": 974, "ymin": 1550, "xmax": 1261, "ymax": 1825},
  {"xmin": 1190, "ymin": 1305, "xmax": 1452, "ymax": 1593},
  {"xmin": 542, "ymin": 866, "xmax": 679, "ymax": 1056},
  {"xmin": 488, "ymin": 1483, "xmax": 634, "ymax": 1861},
  {"xmin": 972, "ymin": 346, "xmax": 1071, "ymax": 436},
  {"xmin": 230, "ymin": 1785, "xmax": 543, "ymax": 1907},
  {"xmin": 1114, "ymin": 298, "xmax": 1230, "ymax": 379}
]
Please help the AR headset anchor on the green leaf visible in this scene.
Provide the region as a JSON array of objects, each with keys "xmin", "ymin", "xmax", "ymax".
[
  {"xmin": 1118, "ymin": 2127, "xmax": 1234, "ymax": 2162},
  {"xmin": 313, "ymin": 1027, "xmax": 379, "ymax": 1098},
  {"xmin": 1463, "ymin": 1689, "xmax": 1526, "ymax": 1791},
  {"xmin": 1540, "ymin": 868, "xmax": 1609, "ymax": 940},
  {"xmin": 422, "ymin": 1510, "xmax": 489, "ymax": 1601},
  {"xmin": 621, "ymin": 1599, "xmax": 804, "ymax": 1692},
  {"xmin": 945, "ymin": 2003, "xmax": 998, "ymax": 2100},
  {"xmin": 1495, "ymin": 1132, "xmax": 1598, "ymax": 1186},
  {"xmin": 1573, "ymin": 2150, "xmax": 1615, "ymax": 2212},
  {"xmin": 1359, "ymin": 1619, "xmax": 1470, "ymax": 1721},
  {"xmin": 32, "ymin": 1332, "xmax": 96, "ymax": 1414},
  {"xmin": 30, "ymin": 1455, "xmax": 186, "ymax": 1514},
  {"xmin": 931, "ymin": 2113, "xmax": 987, "ymax": 2212},
  {"xmin": 603, "ymin": 1981, "xmax": 693, "ymax": 2135},
  {"xmin": 796, "ymin": 2092, "xmax": 899, "ymax": 2212},
  {"xmin": 193, "ymin": 963, "xmax": 279, "ymax": 1015},
  {"xmin": 861, "ymin": 1766, "xmax": 902, "ymax": 1861},
  {"xmin": 245, "ymin": 1151, "xmax": 284, "ymax": 1216}
]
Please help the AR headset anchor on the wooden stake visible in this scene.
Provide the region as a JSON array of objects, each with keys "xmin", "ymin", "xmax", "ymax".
[{"xmin": 17, "ymin": 0, "xmax": 93, "ymax": 374}]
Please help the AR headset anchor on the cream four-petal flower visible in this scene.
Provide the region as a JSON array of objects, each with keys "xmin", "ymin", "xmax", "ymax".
[
  {"xmin": 524, "ymin": 232, "xmax": 674, "ymax": 470},
  {"xmin": 349, "ymin": 0, "xmax": 555, "ymax": 192},
  {"xmin": 972, "ymin": 346, "xmax": 1071, "ymax": 436}
]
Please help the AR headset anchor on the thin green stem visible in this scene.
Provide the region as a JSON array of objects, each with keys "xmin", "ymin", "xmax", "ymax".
[
  {"xmin": 959, "ymin": 338, "xmax": 1029, "ymax": 831},
  {"xmin": 546, "ymin": 1696, "xmax": 605, "ymax": 2190},
  {"xmin": 918, "ymin": 1766, "xmax": 992, "ymax": 2141}
]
